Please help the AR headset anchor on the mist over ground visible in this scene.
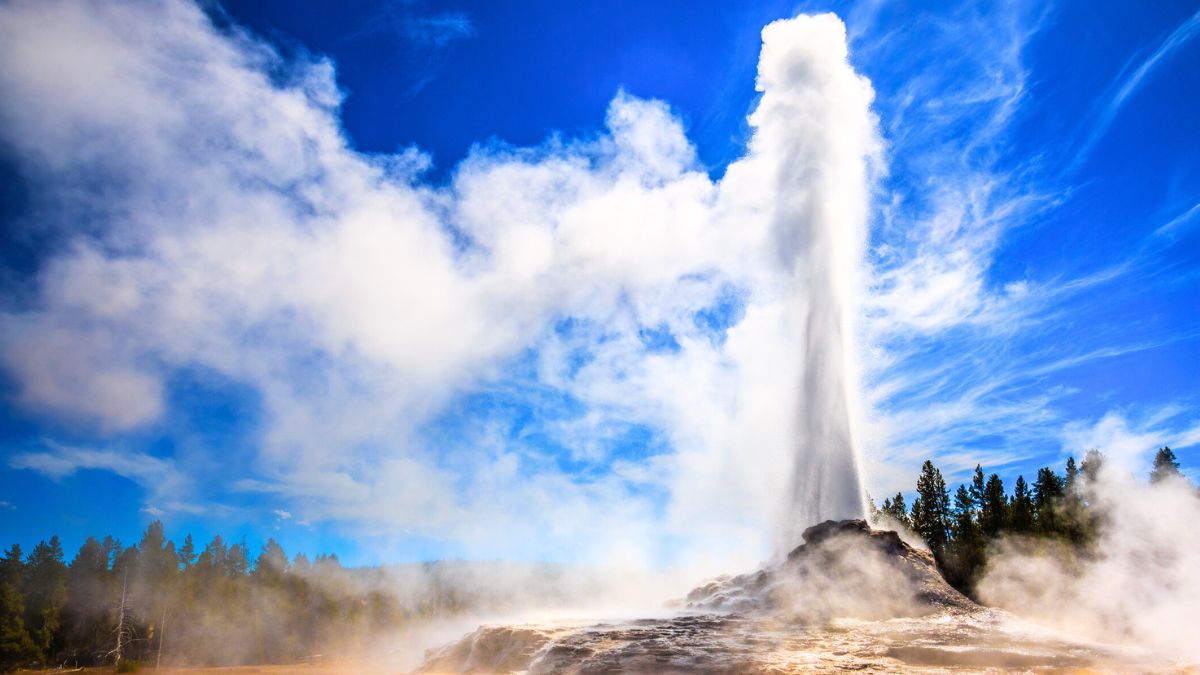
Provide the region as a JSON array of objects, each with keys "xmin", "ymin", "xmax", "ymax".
[{"xmin": 979, "ymin": 468, "xmax": 1200, "ymax": 662}]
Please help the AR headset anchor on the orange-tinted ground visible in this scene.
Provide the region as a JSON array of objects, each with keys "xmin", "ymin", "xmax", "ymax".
[{"xmin": 18, "ymin": 664, "xmax": 400, "ymax": 675}]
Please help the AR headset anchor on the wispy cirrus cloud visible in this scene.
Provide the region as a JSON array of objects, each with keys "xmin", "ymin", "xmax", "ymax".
[
  {"xmin": 400, "ymin": 12, "xmax": 474, "ymax": 48},
  {"xmin": 9, "ymin": 441, "xmax": 191, "ymax": 513},
  {"xmin": 1155, "ymin": 201, "xmax": 1200, "ymax": 238},
  {"xmin": 851, "ymin": 0, "xmax": 1199, "ymax": 495},
  {"xmin": 353, "ymin": 0, "xmax": 475, "ymax": 48},
  {"xmin": 349, "ymin": 0, "xmax": 476, "ymax": 94},
  {"xmin": 1067, "ymin": 8, "xmax": 1200, "ymax": 173},
  {"xmin": 850, "ymin": 1, "xmax": 1058, "ymax": 488}
]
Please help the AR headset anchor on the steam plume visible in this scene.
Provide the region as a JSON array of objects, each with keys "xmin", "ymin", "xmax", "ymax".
[
  {"xmin": 977, "ymin": 466, "xmax": 1200, "ymax": 662},
  {"xmin": 736, "ymin": 15, "xmax": 879, "ymax": 547}
]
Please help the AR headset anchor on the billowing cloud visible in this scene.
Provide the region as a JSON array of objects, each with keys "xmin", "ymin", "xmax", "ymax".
[
  {"xmin": 0, "ymin": 1, "xmax": 879, "ymax": 571},
  {"xmin": 1061, "ymin": 408, "xmax": 1200, "ymax": 478}
]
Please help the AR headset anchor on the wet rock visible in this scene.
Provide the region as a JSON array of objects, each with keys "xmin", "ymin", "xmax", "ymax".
[
  {"xmin": 686, "ymin": 519, "xmax": 975, "ymax": 617},
  {"xmin": 796, "ymin": 519, "xmax": 904, "ymax": 555}
]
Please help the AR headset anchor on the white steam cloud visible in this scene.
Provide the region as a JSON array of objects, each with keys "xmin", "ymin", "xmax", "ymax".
[
  {"xmin": 978, "ymin": 468, "xmax": 1200, "ymax": 662},
  {"xmin": 0, "ymin": 0, "xmax": 878, "ymax": 570},
  {"xmin": 748, "ymin": 15, "xmax": 878, "ymax": 547}
]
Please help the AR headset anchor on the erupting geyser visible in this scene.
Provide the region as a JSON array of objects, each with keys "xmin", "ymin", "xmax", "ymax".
[
  {"xmin": 747, "ymin": 15, "xmax": 877, "ymax": 546},
  {"xmin": 414, "ymin": 15, "xmax": 1187, "ymax": 673}
]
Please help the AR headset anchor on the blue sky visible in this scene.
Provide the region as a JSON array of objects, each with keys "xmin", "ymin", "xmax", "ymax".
[{"xmin": 0, "ymin": 0, "xmax": 1197, "ymax": 569}]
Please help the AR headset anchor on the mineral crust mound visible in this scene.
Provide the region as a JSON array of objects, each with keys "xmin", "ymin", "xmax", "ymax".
[{"xmin": 416, "ymin": 520, "xmax": 1162, "ymax": 673}]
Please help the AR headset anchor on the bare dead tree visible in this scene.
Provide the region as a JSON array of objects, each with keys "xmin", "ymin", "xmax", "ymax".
[
  {"xmin": 156, "ymin": 602, "xmax": 167, "ymax": 670},
  {"xmin": 107, "ymin": 566, "xmax": 136, "ymax": 670}
]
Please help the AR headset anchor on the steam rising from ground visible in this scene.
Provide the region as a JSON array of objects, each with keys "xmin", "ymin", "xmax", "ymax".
[
  {"xmin": 419, "ymin": 521, "xmax": 1175, "ymax": 672},
  {"xmin": 291, "ymin": 560, "xmax": 695, "ymax": 671},
  {"xmin": 978, "ymin": 468, "xmax": 1200, "ymax": 662}
]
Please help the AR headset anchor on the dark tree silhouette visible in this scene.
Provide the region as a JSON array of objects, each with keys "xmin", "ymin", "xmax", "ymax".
[
  {"xmin": 1080, "ymin": 449, "xmax": 1105, "ymax": 483},
  {"xmin": 979, "ymin": 474, "xmax": 1008, "ymax": 538},
  {"xmin": 1033, "ymin": 467, "xmax": 1065, "ymax": 536},
  {"xmin": 20, "ymin": 537, "xmax": 65, "ymax": 660},
  {"xmin": 912, "ymin": 460, "xmax": 950, "ymax": 559},
  {"xmin": 945, "ymin": 485, "xmax": 984, "ymax": 592},
  {"xmin": 1150, "ymin": 447, "xmax": 1182, "ymax": 484},
  {"xmin": 1009, "ymin": 475, "xmax": 1034, "ymax": 533},
  {"xmin": 882, "ymin": 491, "xmax": 909, "ymax": 526}
]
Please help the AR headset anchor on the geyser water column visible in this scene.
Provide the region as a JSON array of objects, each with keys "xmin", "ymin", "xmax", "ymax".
[{"xmin": 748, "ymin": 14, "xmax": 878, "ymax": 548}]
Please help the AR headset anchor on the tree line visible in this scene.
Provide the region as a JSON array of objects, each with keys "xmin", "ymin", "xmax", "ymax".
[
  {"xmin": 0, "ymin": 523, "xmax": 441, "ymax": 671},
  {"xmin": 871, "ymin": 446, "xmax": 1189, "ymax": 595}
]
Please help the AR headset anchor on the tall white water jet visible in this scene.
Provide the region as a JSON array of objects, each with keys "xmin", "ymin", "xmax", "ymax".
[{"xmin": 746, "ymin": 14, "xmax": 879, "ymax": 548}]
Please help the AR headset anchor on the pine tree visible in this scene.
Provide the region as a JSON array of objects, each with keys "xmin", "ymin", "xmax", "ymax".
[
  {"xmin": 1060, "ymin": 457, "xmax": 1090, "ymax": 544},
  {"xmin": 909, "ymin": 497, "xmax": 924, "ymax": 537},
  {"xmin": 254, "ymin": 540, "xmax": 288, "ymax": 581},
  {"xmin": 979, "ymin": 474, "xmax": 1008, "ymax": 537},
  {"xmin": 878, "ymin": 493, "xmax": 909, "ymax": 527},
  {"xmin": 0, "ymin": 528, "xmax": 417, "ymax": 668},
  {"xmin": 137, "ymin": 521, "xmax": 177, "ymax": 668},
  {"xmin": 1080, "ymin": 449, "xmax": 1105, "ymax": 483},
  {"xmin": 1033, "ymin": 467, "xmax": 1065, "ymax": 536},
  {"xmin": 1064, "ymin": 456, "xmax": 1079, "ymax": 490},
  {"xmin": 1149, "ymin": 447, "xmax": 1182, "ymax": 484},
  {"xmin": 0, "ymin": 582, "xmax": 38, "ymax": 669},
  {"xmin": 197, "ymin": 536, "xmax": 227, "ymax": 579},
  {"xmin": 251, "ymin": 539, "xmax": 290, "ymax": 662},
  {"xmin": 21, "ymin": 537, "xmax": 66, "ymax": 662},
  {"xmin": 913, "ymin": 460, "xmax": 950, "ymax": 558},
  {"xmin": 1010, "ymin": 475, "xmax": 1034, "ymax": 533},
  {"xmin": 946, "ymin": 484, "xmax": 984, "ymax": 592},
  {"xmin": 225, "ymin": 540, "xmax": 250, "ymax": 577},
  {"xmin": 969, "ymin": 465, "xmax": 985, "ymax": 511},
  {"xmin": 887, "ymin": 492, "xmax": 909, "ymax": 527},
  {"xmin": 137, "ymin": 522, "xmax": 175, "ymax": 582},
  {"xmin": 177, "ymin": 535, "xmax": 196, "ymax": 570},
  {"xmin": 953, "ymin": 485, "xmax": 975, "ymax": 532},
  {"xmin": 62, "ymin": 537, "xmax": 111, "ymax": 666},
  {"xmin": 0, "ymin": 546, "xmax": 22, "ymax": 589},
  {"xmin": 0, "ymin": 544, "xmax": 38, "ymax": 668}
]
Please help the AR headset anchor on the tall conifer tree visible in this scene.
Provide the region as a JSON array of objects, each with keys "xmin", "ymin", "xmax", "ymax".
[
  {"xmin": 1150, "ymin": 447, "xmax": 1182, "ymax": 484},
  {"xmin": 913, "ymin": 460, "xmax": 950, "ymax": 558},
  {"xmin": 1010, "ymin": 475, "xmax": 1034, "ymax": 533}
]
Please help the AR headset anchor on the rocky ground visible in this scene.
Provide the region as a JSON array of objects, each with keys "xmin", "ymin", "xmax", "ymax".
[{"xmin": 417, "ymin": 520, "xmax": 1182, "ymax": 673}]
